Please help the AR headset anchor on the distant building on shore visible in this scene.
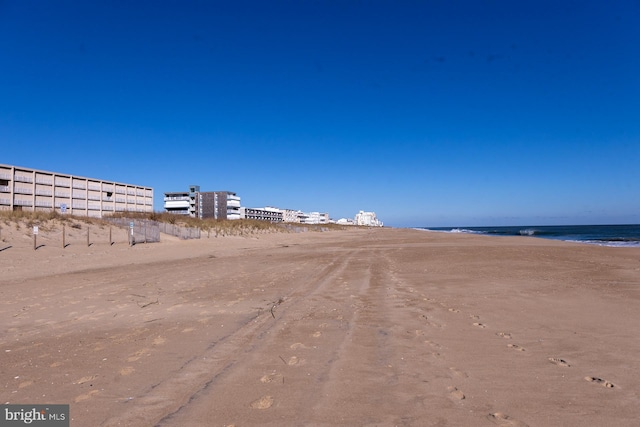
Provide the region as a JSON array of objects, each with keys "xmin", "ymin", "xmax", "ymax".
[
  {"xmin": 355, "ymin": 211, "xmax": 383, "ymax": 227},
  {"xmin": 305, "ymin": 211, "xmax": 330, "ymax": 224},
  {"xmin": 336, "ymin": 217, "xmax": 355, "ymax": 225},
  {"xmin": 163, "ymin": 185, "xmax": 241, "ymax": 220},
  {"xmin": 0, "ymin": 164, "xmax": 153, "ymax": 218},
  {"xmin": 281, "ymin": 208, "xmax": 305, "ymax": 223},
  {"xmin": 240, "ymin": 206, "xmax": 283, "ymax": 222}
]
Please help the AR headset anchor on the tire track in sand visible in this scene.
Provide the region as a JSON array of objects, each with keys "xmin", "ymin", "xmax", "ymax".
[{"xmin": 112, "ymin": 251, "xmax": 358, "ymax": 427}]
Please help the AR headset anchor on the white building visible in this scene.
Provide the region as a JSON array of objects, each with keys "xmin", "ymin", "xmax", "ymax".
[
  {"xmin": 336, "ymin": 218, "xmax": 355, "ymax": 225},
  {"xmin": 281, "ymin": 209, "xmax": 304, "ymax": 223},
  {"xmin": 304, "ymin": 212, "xmax": 329, "ymax": 224},
  {"xmin": 355, "ymin": 211, "xmax": 383, "ymax": 227}
]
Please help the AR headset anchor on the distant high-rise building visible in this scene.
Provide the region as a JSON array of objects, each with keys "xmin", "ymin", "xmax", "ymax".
[{"xmin": 355, "ymin": 211, "xmax": 383, "ymax": 227}]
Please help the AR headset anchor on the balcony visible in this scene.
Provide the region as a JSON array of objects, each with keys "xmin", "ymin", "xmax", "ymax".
[
  {"xmin": 165, "ymin": 200, "xmax": 190, "ymax": 209},
  {"xmin": 14, "ymin": 175, "xmax": 33, "ymax": 183},
  {"xmin": 14, "ymin": 187, "xmax": 33, "ymax": 195}
]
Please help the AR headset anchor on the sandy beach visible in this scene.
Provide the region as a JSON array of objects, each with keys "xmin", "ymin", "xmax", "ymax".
[{"xmin": 1, "ymin": 225, "xmax": 639, "ymax": 426}]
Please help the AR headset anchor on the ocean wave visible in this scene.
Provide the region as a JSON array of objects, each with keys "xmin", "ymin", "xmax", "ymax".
[
  {"xmin": 567, "ymin": 239, "xmax": 640, "ymax": 247},
  {"xmin": 519, "ymin": 229, "xmax": 536, "ymax": 236},
  {"xmin": 450, "ymin": 228, "xmax": 487, "ymax": 234}
]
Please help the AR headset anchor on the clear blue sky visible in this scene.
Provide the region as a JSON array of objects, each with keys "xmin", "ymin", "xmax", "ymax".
[{"xmin": 1, "ymin": 1, "xmax": 638, "ymax": 227}]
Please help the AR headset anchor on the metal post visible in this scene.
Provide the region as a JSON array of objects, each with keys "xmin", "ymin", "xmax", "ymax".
[
  {"xmin": 109, "ymin": 226, "xmax": 112, "ymax": 245},
  {"xmin": 33, "ymin": 233, "xmax": 36, "ymax": 251},
  {"xmin": 62, "ymin": 224, "xmax": 65, "ymax": 248},
  {"xmin": 87, "ymin": 227, "xmax": 90, "ymax": 247}
]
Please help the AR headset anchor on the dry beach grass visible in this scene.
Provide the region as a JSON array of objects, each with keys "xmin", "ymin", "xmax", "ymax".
[{"xmin": 1, "ymin": 218, "xmax": 639, "ymax": 426}]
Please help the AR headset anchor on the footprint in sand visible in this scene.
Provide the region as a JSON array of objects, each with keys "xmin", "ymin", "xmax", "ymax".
[
  {"xmin": 496, "ymin": 332, "xmax": 512, "ymax": 339},
  {"xmin": 469, "ymin": 314, "xmax": 480, "ymax": 320},
  {"xmin": 290, "ymin": 343, "xmax": 308, "ymax": 350},
  {"xmin": 74, "ymin": 390, "xmax": 99, "ymax": 403},
  {"xmin": 507, "ymin": 344, "xmax": 526, "ymax": 352},
  {"xmin": 424, "ymin": 339, "xmax": 441, "ymax": 349},
  {"xmin": 119, "ymin": 366, "xmax": 135, "ymax": 376},
  {"xmin": 548, "ymin": 357, "xmax": 570, "ymax": 367},
  {"xmin": 74, "ymin": 375, "xmax": 98, "ymax": 385},
  {"xmin": 447, "ymin": 386, "xmax": 465, "ymax": 400},
  {"xmin": 127, "ymin": 348, "xmax": 150, "ymax": 362},
  {"xmin": 250, "ymin": 395, "xmax": 274, "ymax": 409},
  {"xmin": 260, "ymin": 373, "xmax": 284, "ymax": 383},
  {"xmin": 585, "ymin": 377, "xmax": 615, "ymax": 388},
  {"xmin": 448, "ymin": 308, "xmax": 460, "ymax": 313},
  {"xmin": 487, "ymin": 412, "xmax": 529, "ymax": 426},
  {"xmin": 312, "ymin": 331, "xmax": 322, "ymax": 338},
  {"xmin": 287, "ymin": 356, "xmax": 301, "ymax": 366},
  {"xmin": 449, "ymin": 367, "xmax": 469, "ymax": 378},
  {"xmin": 473, "ymin": 322, "xmax": 486, "ymax": 329}
]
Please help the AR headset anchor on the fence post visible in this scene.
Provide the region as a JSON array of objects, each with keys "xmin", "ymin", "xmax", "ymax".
[
  {"xmin": 109, "ymin": 226, "xmax": 112, "ymax": 245},
  {"xmin": 62, "ymin": 224, "xmax": 65, "ymax": 248},
  {"xmin": 87, "ymin": 227, "xmax": 90, "ymax": 247}
]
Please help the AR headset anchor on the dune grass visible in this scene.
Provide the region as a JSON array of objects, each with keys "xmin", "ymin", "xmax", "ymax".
[{"xmin": 0, "ymin": 209, "xmax": 350, "ymax": 238}]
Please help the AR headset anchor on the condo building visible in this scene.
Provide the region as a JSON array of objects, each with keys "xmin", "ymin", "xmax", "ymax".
[
  {"xmin": 240, "ymin": 206, "xmax": 283, "ymax": 222},
  {"xmin": 0, "ymin": 164, "xmax": 153, "ymax": 218},
  {"xmin": 304, "ymin": 212, "xmax": 330, "ymax": 224},
  {"xmin": 355, "ymin": 210, "xmax": 383, "ymax": 227},
  {"xmin": 163, "ymin": 185, "xmax": 241, "ymax": 220}
]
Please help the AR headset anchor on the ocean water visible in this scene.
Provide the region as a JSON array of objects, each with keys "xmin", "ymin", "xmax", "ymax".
[{"xmin": 418, "ymin": 224, "xmax": 640, "ymax": 247}]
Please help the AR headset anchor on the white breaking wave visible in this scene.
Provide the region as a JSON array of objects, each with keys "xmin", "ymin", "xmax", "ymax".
[
  {"xmin": 450, "ymin": 228, "xmax": 486, "ymax": 234},
  {"xmin": 519, "ymin": 229, "xmax": 536, "ymax": 236}
]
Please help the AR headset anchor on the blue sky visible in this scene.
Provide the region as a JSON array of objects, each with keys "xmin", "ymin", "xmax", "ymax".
[{"xmin": 1, "ymin": 1, "xmax": 638, "ymax": 227}]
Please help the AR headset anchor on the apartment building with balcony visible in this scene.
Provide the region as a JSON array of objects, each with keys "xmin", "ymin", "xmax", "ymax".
[
  {"xmin": 240, "ymin": 206, "xmax": 283, "ymax": 222},
  {"xmin": 303, "ymin": 212, "xmax": 330, "ymax": 224},
  {"xmin": 0, "ymin": 164, "xmax": 153, "ymax": 218},
  {"xmin": 163, "ymin": 185, "xmax": 241, "ymax": 220}
]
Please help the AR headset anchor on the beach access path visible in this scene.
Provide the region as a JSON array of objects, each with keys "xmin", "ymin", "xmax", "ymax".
[{"xmin": 1, "ymin": 227, "xmax": 639, "ymax": 426}]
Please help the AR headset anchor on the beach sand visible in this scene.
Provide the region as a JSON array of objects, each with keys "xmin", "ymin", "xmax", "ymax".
[{"xmin": 1, "ymin": 224, "xmax": 639, "ymax": 426}]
